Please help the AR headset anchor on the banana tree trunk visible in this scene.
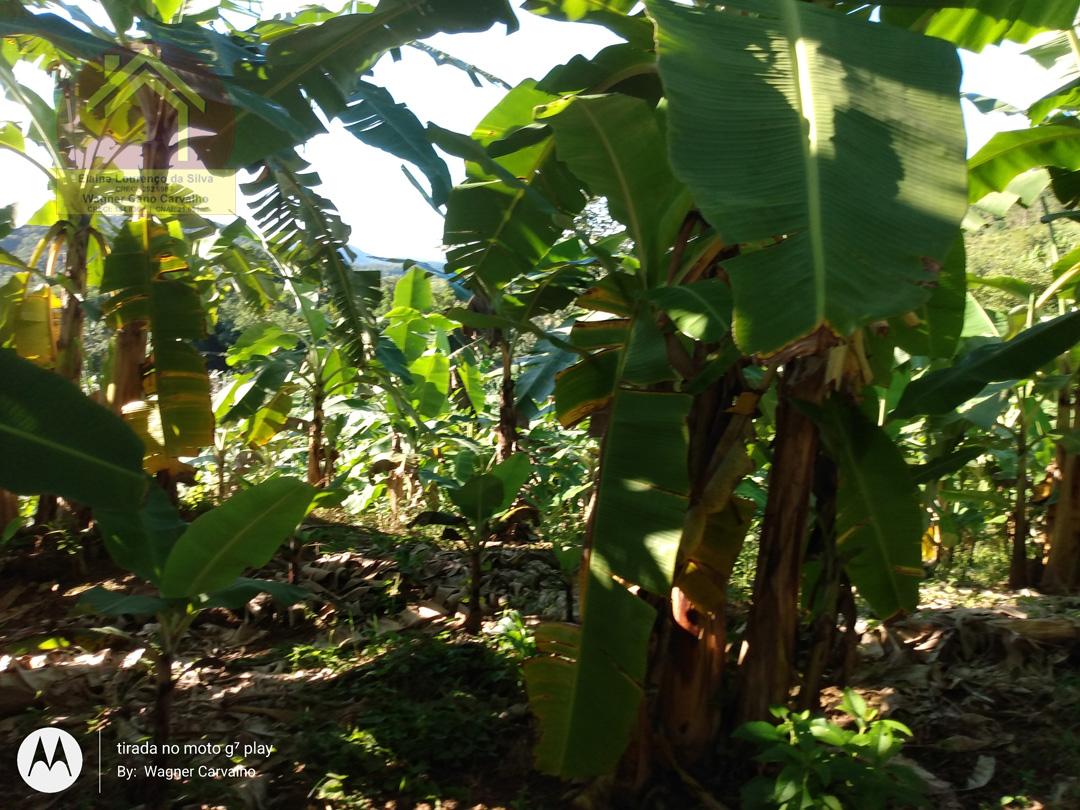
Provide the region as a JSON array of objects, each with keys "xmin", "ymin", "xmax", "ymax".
[
  {"xmin": 307, "ymin": 387, "xmax": 326, "ymax": 488},
  {"xmin": 113, "ymin": 85, "xmax": 176, "ymax": 413},
  {"xmin": 1008, "ymin": 400, "xmax": 1030, "ymax": 589},
  {"xmin": 56, "ymin": 216, "xmax": 91, "ymax": 384},
  {"xmin": 1043, "ymin": 384, "xmax": 1080, "ymax": 592},
  {"xmin": 798, "ymin": 453, "xmax": 840, "ymax": 711},
  {"xmin": 496, "ymin": 339, "xmax": 517, "ymax": 462},
  {"xmin": 0, "ymin": 490, "xmax": 17, "ymax": 527},
  {"xmin": 738, "ymin": 357, "xmax": 824, "ymax": 722},
  {"xmin": 110, "ymin": 322, "xmax": 148, "ymax": 410},
  {"xmin": 651, "ymin": 369, "xmax": 749, "ymax": 766}
]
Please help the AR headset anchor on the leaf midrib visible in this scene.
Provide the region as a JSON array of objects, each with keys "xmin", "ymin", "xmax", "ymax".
[
  {"xmin": 179, "ymin": 487, "xmax": 299, "ymax": 595},
  {"xmin": 574, "ymin": 102, "xmax": 647, "ymax": 274},
  {"xmin": 782, "ymin": 0, "xmax": 826, "ymax": 325},
  {"xmin": 831, "ymin": 413, "xmax": 907, "ymax": 612},
  {"xmin": 0, "ymin": 421, "xmax": 142, "ymax": 490}
]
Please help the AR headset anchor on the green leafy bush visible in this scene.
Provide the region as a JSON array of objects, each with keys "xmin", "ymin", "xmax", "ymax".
[{"xmin": 734, "ymin": 690, "xmax": 927, "ymax": 810}]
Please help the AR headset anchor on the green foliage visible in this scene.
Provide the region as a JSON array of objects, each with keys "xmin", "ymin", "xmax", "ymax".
[
  {"xmin": 0, "ymin": 349, "xmax": 145, "ymax": 509},
  {"xmin": 526, "ymin": 390, "xmax": 691, "ymax": 777},
  {"xmin": 650, "ymin": 0, "xmax": 968, "ymax": 355},
  {"xmin": 159, "ymin": 477, "xmax": 315, "ymax": 598},
  {"xmin": 543, "ymin": 93, "xmax": 689, "ymax": 283},
  {"xmin": 812, "ymin": 399, "xmax": 923, "ymax": 618},
  {"xmin": 894, "ymin": 311, "xmax": 1080, "ymax": 418},
  {"xmin": 300, "ymin": 633, "xmax": 525, "ymax": 802},
  {"xmin": 648, "ymin": 279, "xmax": 733, "ymax": 342},
  {"xmin": 82, "ymin": 478, "xmax": 314, "ymax": 625},
  {"xmin": 969, "ymin": 124, "xmax": 1080, "ymax": 203},
  {"xmin": 735, "ymin": 690, "xmax": 927, "ymax": 810},
  {"xmin": 423, "ymin": 452, "xmax": 535, "ymax": 534},
  {"xmin": 894, "ymin": 238, "xmax": 968, "ymax": 360},
  {"xmin": 878, "ymin": 0, "xmax": 1080, "ymax": 53},
  {"xmin": 5, "ymin": 0, "xmax": 1080, "ymax": 802}
]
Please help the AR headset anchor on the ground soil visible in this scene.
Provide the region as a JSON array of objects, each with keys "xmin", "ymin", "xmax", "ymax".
[{"xmin": 1, "ymin": 529, "xmax": 1078, "ymax": 809}]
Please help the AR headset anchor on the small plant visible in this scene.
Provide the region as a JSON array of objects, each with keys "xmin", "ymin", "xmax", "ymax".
[
  {"xmin": 410, "ymin": 452, "xmax": 532, "ymax": 633},
  {"xmin": 487, "ymin": 609, "xmax": 536, "ymax": 660},
  {"xmin": 77, "ymin": 478, "xmax": 315, "ymax": 760},
  {"xmin": 734, "ymin": 689, "xmax": 927, "ymax": 810}
]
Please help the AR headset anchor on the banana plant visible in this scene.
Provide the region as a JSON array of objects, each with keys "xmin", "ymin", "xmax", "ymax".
[
  {"xmin": 79, "ymin": 477, "xmax": 314, "ymax": 754},
  {"xmin": 409, "ymin": 452, "xmax": 532, "ymax": 633},
  {"xmin": 382, "ymin": 264, "xmax": 475, "ymax": 421},
  {"xmin": 438, "ymin": 0, "xmax": 974, "ymax": 783},
  {"xmin": 444, "ymin": 244, "xmax": 597, "ymax": 460},
  {"xmin": 0, "ymin": 1, "xmax": 520, "ymax": 455},
  {"xmin": 0, "ymin": 348, "xmax": 313, "ymax": 750},
  {"xmin": 98, "ymin": 218, "xmax": 214, "ymax": 488},
  {"xmin": 219, "ymin": 304, "xmax": 360, "ymax": 488}
]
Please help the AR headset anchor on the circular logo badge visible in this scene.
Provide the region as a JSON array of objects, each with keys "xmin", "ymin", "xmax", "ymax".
[{"xmin": 17, "ymin": 727, "xmax": 82, "ymax": 793}]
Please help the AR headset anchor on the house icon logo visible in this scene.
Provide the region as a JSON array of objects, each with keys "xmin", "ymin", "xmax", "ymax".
[
  {"xmin": 17, "ymin": 727, "xmax": 83, "ymax": 793},
  {"xmin": 60, "ymin": 49, "xmax": 239, "ymax": 216},
  {"xmin": 86, "ymin": 53, "xmax": 206, "ymax": 163}
]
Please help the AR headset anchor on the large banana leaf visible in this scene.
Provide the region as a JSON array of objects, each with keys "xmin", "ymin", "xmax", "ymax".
[
  {"xmin": 522, "ymin": 0, "xmax": 654, "ymax": 46},
  {"xmin": 527, "ymin": 389, "xmax": 691, "ymax": 776},
  {"xmin": 442, "ymin": 47, "xmax": 654, "ymax": 291},
  {"xmin": 103, "ymin": 222, "xmax": 213, "ymax": 455},
  {"xmin": 0, "ymin": 10, "xmax": 113, "ymax": 61},
  {"xmin": 812, "ymin": 398, "xmax": 923, "ymax": 618},
  {"xmin": 443, "ymin": 80, "xmax": 586, "ymax": 289},
  {"xmin": 542, "ymin": 94, "xmax": 690, "ymax": 284},
  {"xmin": 182, "ymin": 0, "xmax": 517, "ymax": 174},
  {"xmin": 516, "ymin": 342, "xmax": 578, "ymax": 415},
  {"xmin": 392, "ymin": 266, "xmax": 434, "ymax": 312},
  {"xmin": 154, "ymin": 341, "xmax": 213, "ymax": 457},
  {"xmin": 159, "ymin": 477, "xmax": 314, "ymax": 598},
  {"xmin": 96, "ymin": 487, "xmax": 186, "ymax": 585},
  {"xmin": 893, "ymin": 310, "xmax": 1080, "ymax": 417},
  {"xmin": 0, "ymin": 274, "xmax": 59, "ymax": 367},
  {"xmin": 247, "ymin": 387, "xmax": 298, "ymax": 446},
  {"xmin": 648, "ymin": 279, "xmax": 733, "ymax": 342},
  {"xmin": 968, "ymin": 123, "xmax": 1080, "ymax": 203},
  {"xmin": 247, "ymin": 0, "xmax": 513, "ymax": 172},
  {"xmin": 405, "ymin": 352, "xmax": 451, "ymax": 418},
  {"xmin": 526, "ymin": 570, "xmax": 656, "ymax": 776},
  {"xmin": 265, "ymin": 0, "xmax": 517, "ymax": 89},
  {"xmin": 649, "ymin": 0, "xmax": 968, "ymax": 356},
  {"xmin": 448, "ymin": 474, "xmax": 504, "ymax": 528},
  {"xmin": 877, "ymin": 0, "xmax": 1080, "ymax": 52},
  {"xmin": 120, "ymin": 400, "xmax": 186, "ymax": 476},
  {"xmin": 339, "ymin": 80, "xmax": 452, "ymax": 207},
  {"xmin": 893, "ymin": 238, "xmax": 967, "ymax": 360},
  {"xmin": 0, "ymin": 349, "xmax": 146, "ymax": 509},
  {"xmin": 224, "ymin": 361, "xmax": 292, "ymax": 423}
]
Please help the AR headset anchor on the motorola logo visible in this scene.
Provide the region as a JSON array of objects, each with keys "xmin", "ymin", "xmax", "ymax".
[{"xmin": 17, "ymin": 727, "xmax": 83, "ymax": 793}]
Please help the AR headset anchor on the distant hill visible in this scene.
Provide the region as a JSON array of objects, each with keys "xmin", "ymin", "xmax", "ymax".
[
  {"xmin": 352, "ymin": 246, "xmax": 447, "ymax": 279},
  {"xmin": 0, "ymin": 225, "xmax": 49, "ymax": 263},
  {"xmin": 0, "ymin": 223, "xmax": 441, "ymax": 283}
]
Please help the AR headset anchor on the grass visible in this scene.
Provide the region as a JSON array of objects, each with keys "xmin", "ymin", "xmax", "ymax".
[{"xmin": 293, "ymin": 630, "xmax": 537, "ymax": 805}]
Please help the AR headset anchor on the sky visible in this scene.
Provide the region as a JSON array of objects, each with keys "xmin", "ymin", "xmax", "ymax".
[{"xmin": 0, "ymin": 5, "xmax": 1074, "ymax": 262}]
